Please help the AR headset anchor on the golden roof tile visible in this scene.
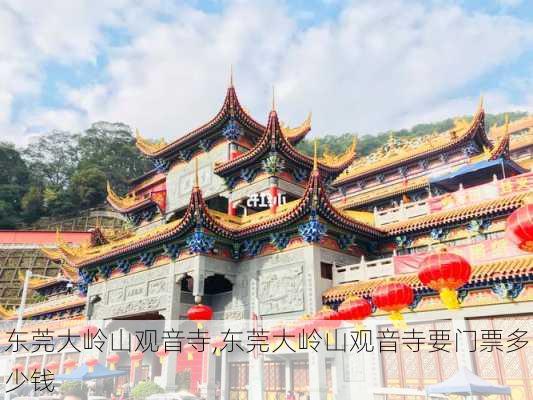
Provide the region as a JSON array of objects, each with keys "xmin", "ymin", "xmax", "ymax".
[
  {"xmin": 385, "ymin": 191, "xmax": 530, "ymax": 234},
  {"xmin": 134, "ymin": 129, "xmax": 168, "ymax": 156},
  {"xmin": 334, "ymin": 102, "xmax": 487, "ymax": 185},
  {"xmin": 336, "ymin": 176, "xmax": 428, "ymax": 209}
]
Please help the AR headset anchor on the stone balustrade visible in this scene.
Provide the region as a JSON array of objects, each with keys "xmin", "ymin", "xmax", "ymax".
[{"xmin": 333, "ymin": 256, "xmax": 395, "ymax": 285}]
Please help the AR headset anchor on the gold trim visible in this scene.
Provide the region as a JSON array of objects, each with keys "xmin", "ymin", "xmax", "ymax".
[
  {"xmin": 135, "ymin": 129, "xmax": 168, "ymax": 155},
  {"xmin": 280, "ymin": 112, "xmax": 312, "ymax": 139}
]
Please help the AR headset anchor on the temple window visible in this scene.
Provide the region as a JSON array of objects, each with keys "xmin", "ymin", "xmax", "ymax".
[{"xmin": 320, "ymin": 262, "xmax": 333, "ymax": 280}]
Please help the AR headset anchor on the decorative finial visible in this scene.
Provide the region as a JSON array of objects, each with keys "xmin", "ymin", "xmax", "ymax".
[
  {"xmin": 313, "ymin": 139, "xmax": 318, "ymax": 171},
  {"xmin": 272, "ymin": 86, "xmax": 275, "ymax": 111},
  {"xmin": 194, "ymin": 157, "xmax": 199, "ymax": 188},
  {"xmin": 229, "ymin": 65, "xmax": 233, "ymax": 88}
]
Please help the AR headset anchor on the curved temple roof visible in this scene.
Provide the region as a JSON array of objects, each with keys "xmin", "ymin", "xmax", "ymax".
[
  {"xmin": 135, "ymin": 85, "xmax": 312, "ymax": 158},
  {"xmin": 334, "ymin": 99, "xmax": 491, "ymax": 186},
  {"xmin": 106, "ymin": 181, "xmax": 162, "ymax": 213},
  {"xmin": 44, "ymin": 165, "xmax": 383, "ymax": 269},
  {"xmin": 214, "ymin": 108, "xmax": 356, "ymax": 177}
]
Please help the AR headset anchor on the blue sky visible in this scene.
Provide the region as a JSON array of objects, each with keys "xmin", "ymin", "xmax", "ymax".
[{"xmin": 1, "ymin": 0, "xmax": 532, "ymax": 145}]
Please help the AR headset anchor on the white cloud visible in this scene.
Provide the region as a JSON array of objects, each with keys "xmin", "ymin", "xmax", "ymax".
[{"xmin": 1, "ymin": 0, "xmax": 533, "ymax": 146}]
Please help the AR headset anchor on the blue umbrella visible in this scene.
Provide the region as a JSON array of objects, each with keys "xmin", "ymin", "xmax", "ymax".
[{"xmin": 55, "ymin": 363, "xmax": 127, "ymax": 381}]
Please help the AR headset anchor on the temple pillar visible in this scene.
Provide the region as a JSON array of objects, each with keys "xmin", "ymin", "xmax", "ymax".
[
  {"xmin": 285, "ymin": 359, "xmax": 293, "ymax": 396},
  {"xmin": 452, "ymin": 317, "xmax": 476, "ymax": 371},
  {"xmin": 248, "ymin": 354, "xmax": 264, "ymax": 400},
  {"xmin": 200, "ymin": 350, "xmax": 217, "ymax": 399},
  {"xmin": 220, "ymin": 349, "xmax": 229, "ymax": 400},
  {"xmin": 160, "ymin": 268, "xmax": 183, "ymax": 391},
  {"xmin": 227, "ymin": 199, "xmax": 237, "ymax": 216},
  {"xmin": 308, "ymin": 350, "xmax": 328, "ymax": 400}
]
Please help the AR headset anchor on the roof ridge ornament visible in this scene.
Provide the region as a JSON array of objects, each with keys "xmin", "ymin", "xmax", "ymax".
[{"xmin": 229, "ymin": 64, "xmax": 234, "ymax": 88}]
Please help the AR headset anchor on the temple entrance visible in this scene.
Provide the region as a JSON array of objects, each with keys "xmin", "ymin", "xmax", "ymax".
[{"xmin": 229, "ymin": 361, "xmax": 249, "ymax": 400}]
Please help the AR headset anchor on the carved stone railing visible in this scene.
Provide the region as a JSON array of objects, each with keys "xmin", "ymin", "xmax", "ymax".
[
  {"xmin": 374, "ymin": 200, "xmax": 429, "ymax": 226},
  {"xmin": 333, "ymin": 256, "xmax": 395, "ymax": 286}
]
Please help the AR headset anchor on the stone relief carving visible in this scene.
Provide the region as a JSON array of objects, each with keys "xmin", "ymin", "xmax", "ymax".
[
  {"xmin": 258, "ymin": 263, "xmax": 304, "ymax": 315},
  {"xmin": 167, "ymin": 146, "xmax": 226, "ymax": 211},
  {"xmin": 93, "ymin": 294, "xmax": 169, "ymax": 319}
]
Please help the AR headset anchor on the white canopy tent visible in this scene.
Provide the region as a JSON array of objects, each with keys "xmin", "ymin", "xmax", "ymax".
[{"xmin": 425, "ymin": 368, "xmax": 511, "ymax": 397}]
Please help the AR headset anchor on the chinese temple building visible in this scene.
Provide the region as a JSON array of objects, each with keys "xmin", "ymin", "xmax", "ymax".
[{"xmin": 1, "ymin": 81, "xmax": 532, "ymax": 400}]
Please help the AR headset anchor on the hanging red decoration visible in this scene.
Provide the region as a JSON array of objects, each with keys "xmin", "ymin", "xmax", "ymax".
[
  {"xmin": 506, "ymin": 204, "xmax": 533, "ymax": 252},
  {"xmin": 28, "ymin": 362, "xmax": 41, "ymax": 372},
  {"xmin": 79, "ymin": 324, "xmax": 99, "ymax": 338},
  {"xmin": 130, "ymin": 351, "xmax": 143, "ymax": 368},
  {"xmin": 85, "ymin": 358, "xmax": 98, "ymax": 373},
  {"xmin": 63, "ymin": 358, "xmax": 77, "ymax": 373},
  {"xmin": 187, "ymin": 303, "xmax": 213, "ymax": 329},
  {"xmin": 106, "ymin": 353, "xmax": 120, "ymax": 370},
  {"xmin": 313, "ymin": 306, "xmax": 341, "ymax": 345},
  {"xmin": 338, "ymin": 297, "xmax": 372, "ymax": 328},
  {"xmin": 372, "ymin": 282, "xmax": 414, "ymax": 329},
  {"xmin": 12, "ymin": 363, "xmax": 25, "ymax": 373},
  {"xmin": 155, "ymin": 347, "xmax": 168, "ymax": 364},
  {"xmin": 45, "ymin": 361, "xmax": 59, "ymax": 373},
  {"xmin": 418, "ymin": 248, "xmax": 471, "ymax": 309},
  {"xmin": 184, "ymin": 343, "xmax": 195, "ymax": 361},
  {"xmin": 210, "ymin": 336, "xmax": 225, "ymax": 357}
]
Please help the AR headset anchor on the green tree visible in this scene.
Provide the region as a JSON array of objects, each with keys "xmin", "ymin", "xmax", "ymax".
[
  {"xmin": 23, "ymin": 130, "xmax": 79, "ymax": 188},
  {"xmin": 21, "ymin": 185, "xmax": 44, "ymax": 223},
  {"xmin": 131, "ymin": 381, "xmax": 164, "ymax": 400},
  {"xmin": 78, "ymin": 122, "xmax": 151, "ymax": 194},
  {"xmin": 69, "ymin": 167, "xmax": 107, "ymax": 209},
  {"xmin": 0, "ymin": 142, "xmax": 30, "ymax": 228}
]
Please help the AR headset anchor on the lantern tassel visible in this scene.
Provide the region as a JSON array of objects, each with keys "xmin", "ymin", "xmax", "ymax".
[
  {"xmin": 215, "ymin": 348, "xmax": 221, "ymax": 357},
  {"xmin": 326, "ymin": 329, "xmax": 336, "ymax": 345},
  {"xmin": 439, "ymin": 288, "xmax": 460, "ymax": 310},
  {"xmin": 110, "ymin": 363, "xmax": 116, "ymax": 371},
  {"xmin": 389, "ymin": 311, "xmax": 407, "ymax": 330},
  {"xmin": 354, "ymin": 322, "xmax": 365, "ymax": 331},
  {"xmin": 187, "ymin": 352, "xmax": 193, "ymax": 361}
]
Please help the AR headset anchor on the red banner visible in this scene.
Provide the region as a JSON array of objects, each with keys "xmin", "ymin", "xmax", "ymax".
[
  {"xmin": 394, "ymin": 237, "xmax": 529, "ymax": 274},
  {"xmin": 428, "ymin": 171, "xmax": 533, "ymax": 213}
]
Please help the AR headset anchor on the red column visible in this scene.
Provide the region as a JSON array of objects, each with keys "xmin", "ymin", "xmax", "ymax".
[
  {"xmin": 228, "ymin": 200, "xmax": 237, "ymax": 216},
  {"xmin": 270, "ymin": 185, "xmax": 279, "ymax": 214}
]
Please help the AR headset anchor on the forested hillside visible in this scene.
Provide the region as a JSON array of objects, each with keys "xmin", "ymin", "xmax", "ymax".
[{"xmin": 0, "ymin": 112, "xmax": 526, "ymax": 228}]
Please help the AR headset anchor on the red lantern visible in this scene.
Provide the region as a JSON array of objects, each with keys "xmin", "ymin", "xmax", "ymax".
[
  {"xmin": 506, "ymin": 204, "xmax": 533, "ymax": 252},
  {"xmin": 63, "ymin": 358, "xmax": 77, "ymax": 373},
  {"xmin": 85, "ymin": 358, "xmax": 98, "ymax": 373},
  {"xmin": 418, "ymin": 248, "xmax": 471, "ymax": 309},
  {"xmin": 313, "ymin": 307, "xmax": 341, "ymax": 345},
  {"xmin": 372, "ymin": 282, "xmax": 414, "ymax": 329},
  {"xmin": 12, "ymin": 363, "xmax": 25, "ymax": 373},
  {"xmin": 106, "ymin": 353, "xmax": 120, "ymax": 370},
  {"xmin": 187, "ymin": 303, "xmax": 213, "ymax": 329},
  {"xmin": 45, "ymin": 361, "xmax": 59, "ymax": 373},
  {"xmin": 28, "ymin": 362, "xmax": 41, "ymax": 372},
  {"xmin": 155, "ymin": 347, "xmax": 168, "ymax": 364},
  {"xmin": 210, "ymin": 336, "xmax": 225, "ymax": 357},
  {"xmin": 130, "ymin": 351, "xmax": 143, "ymax": 368},
  {"xmin": 79, "ymin": 324, "xmax": 99, "ymax": 338},
  {"xmin": 338, "ymin": 297, "xmax": 372, "ymax": 328}
]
